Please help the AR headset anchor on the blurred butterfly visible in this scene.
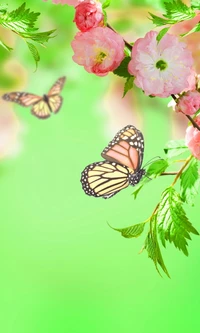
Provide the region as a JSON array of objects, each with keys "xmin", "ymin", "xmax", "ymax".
[
  {"xmin": 2, "ymin": 76, "xmax": 66, "ymax": 119},
  {"xmin": 81, "ymin": 125, "xmax": 146, "ymax": 199}
]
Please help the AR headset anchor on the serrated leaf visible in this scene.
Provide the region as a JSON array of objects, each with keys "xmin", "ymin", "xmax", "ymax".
[
  {"xmin": 148, "ymin": 12, "xmax": 174, "ymax": 26},
  {"xmin": 26, "ymin": 42, "xmax": 40, "ymax": 70},
  {"xmin": 191, "ymin": 0, "xmax": 200, "ymax": 10},
  {"xmin": 164, "ymin": 140, "xmax": 188, "ymax": 158},
  {"xmin": 0, "ymin": 4, "xmax": 7, "ymax": 15},
  {"xmin": 144, "ymin": 215, "xmax": 170, "ymax": 277},
  {"xmin": 123, "ymin": 76, "xmax": 134, "ymax": 97},
  {"xmin": 180, "ymin": 157, "xmax": 200, "ymax": 205},
  {"xmin": 102, "ymin": 0, "xmax": 111, "ymax": 9},
  {"xmin": 163, "ymin": 0, "xmax": 195, "ymax": 21},
  {"xmin": 113, "ymin": 56, "xmax": 132, "ymax": 78},
  {"xmin": 110, "ymin": 222, "xmax": 145, "ymax": 238},
  {"xmin": 156, "ymin": 27, "xmax": 170, "ymax": 42},
  {"xmin": 0, "ymin": 40, "xmax": 13, "ymax": 51},
  {"xmin": 147, "ymin": 159, "xmax": 169, "ymax": 176},
  {"xmin": 22, "ymin": 29, "xmax": 56, "ymax": 44},
  {"xmin": 157, "ymin": 187, "xmax": 199, "ymax": 256}
]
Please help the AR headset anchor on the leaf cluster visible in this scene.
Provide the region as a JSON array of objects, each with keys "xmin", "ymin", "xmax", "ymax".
[
  {"xmin": 0, "ymin": 2, "xmax": 56, "ymax": 69},
  {"xmin": 110, "ymin": 140, "xmax": 200, "ymax": 277},
  {"xmin": 149, "ymin": 0, "xmax": 200, "ymax": 41}
]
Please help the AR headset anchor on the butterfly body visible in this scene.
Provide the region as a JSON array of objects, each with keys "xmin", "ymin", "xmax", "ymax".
[
  {"xmin": 2, "ymin": 76, "xmax": 66, "ymax": 119},
  {"xmin": 81, "ymin": 125, "xmax": 145, "ymax": 199}
]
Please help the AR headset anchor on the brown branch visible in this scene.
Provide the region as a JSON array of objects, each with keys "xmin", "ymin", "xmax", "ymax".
[
  {"xmin": 171, "ymin": 155, "xmax": 193, "ymax": 186},
  {"xmin": 160, "ymin": 172, "xmax": 178, "ymax": 176},
  {"xmin": 107, "ymin": 23, "xmax": 133, "ymax": 51}
]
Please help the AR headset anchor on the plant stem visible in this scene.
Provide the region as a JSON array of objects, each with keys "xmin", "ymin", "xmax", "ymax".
[
  {"xmin": 107, "ymin": 23, "xmax": 133, "ymax": 51},
  {"xmin": 160, "ymin": 172, "xmax": 178, "ymax": 176},
  {"xmin": 171, "ymin": 155, "xmax": 193, "ymax": 186}
]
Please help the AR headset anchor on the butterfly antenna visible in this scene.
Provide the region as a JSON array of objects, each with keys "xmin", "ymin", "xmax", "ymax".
[{"xmin": 143, "ymin": 156, "xmax": 163, "ymax": 168}]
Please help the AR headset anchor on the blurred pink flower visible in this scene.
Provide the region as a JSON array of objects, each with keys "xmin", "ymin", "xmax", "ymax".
[
  {"xmin": 74, "ymin": 0, "xmax": 104, "ymax": 32},
  {"xmin": 128, "ymin": 31, "xmax": 195, "ymax": 98},
  {"xmin": 43, "ymin": 0, "xmax": 79, "ymax": 5},
  {"xmin": 175, "ymin": 91, "xmax": 200, "ymax": 116},
  {"xmin": 71, "ymin": 27, "xmax": 125, "ymax": 76},
  {"xmin": 185, "ymin": 115, "xmax": 200, "ymax": 159}
]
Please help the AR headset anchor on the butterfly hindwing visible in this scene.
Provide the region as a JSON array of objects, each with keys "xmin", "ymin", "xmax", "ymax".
[
  {"xmin": 81, "ymin": 161, "xmax": 130, "ymax": 199},
  {"xmin": 101, "ymin": 125, "xmax": 144, "ymax": 172},
  {"xmin": 31, "ymin": 100, "xmax": 51, "ymax": 119}
]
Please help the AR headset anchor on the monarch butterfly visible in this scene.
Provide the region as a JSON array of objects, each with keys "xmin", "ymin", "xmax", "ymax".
[
  {"xmin": 2, "ymin": 76, "xmax": 66, "ymax": 119},
  {"xmin": 81, "ymin": 125, "xmax": 146, "ymax": 199}
]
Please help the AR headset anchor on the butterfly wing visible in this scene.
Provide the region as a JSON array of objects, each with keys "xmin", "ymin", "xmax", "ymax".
[
  {"xmin": 47, "ymin": 76, "xmax": 66, "ymax": 96},
  {"xmin": 81, "ymin": 161, "xmax": 130, "ymax": 199},
  {"xmin": 101, "ymin": 125, "xmax": 144, "ymax": 172},
  {"xmin": 2, "ymin": 92, "xmax": 42, "ymax": 107},
  {"xmin": 31, "ymin": 100, "xmax": 51, "ymax": 119},
  {"xmin": 48, "ymin": 95, "xmax": 63, "ymax": 114}
]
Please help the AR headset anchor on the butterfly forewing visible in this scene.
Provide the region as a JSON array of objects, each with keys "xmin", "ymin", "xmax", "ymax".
[
  {"xmin": 81, "ymin": 161, "xmax": 130, "ymax": 199},
  {"xmin": 47, "ymin": 76, "xmax": 66, "ymax": 96},
  {"xmin": 2, "ymin": 92, "xmax": 42, "ymax": 106},
  {"xmin": 101, "ymin": 125, "xmax": 144, "ymax": 172}
]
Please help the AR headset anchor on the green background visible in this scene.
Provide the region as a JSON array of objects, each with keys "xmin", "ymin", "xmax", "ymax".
[{"xmin": 0, "ymin": 1, "xmax": 199, "ymax": 332}]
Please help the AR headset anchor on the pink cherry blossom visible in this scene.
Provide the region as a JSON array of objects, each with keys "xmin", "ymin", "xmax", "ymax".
[
  {"xmin": 71, "ymin": 27, "xmax": 125, "ymax": 76},
  {"xmin": 175, "ymin": 91, "xmax": 200, "ymax": 116},
  {"xmin": 185, "ymin": 115, "xmax": 200, "ymax": 159},
  {"xmin": 74, "ymin": 0, "xmax": 104, "ymax": 32},
  {"xmin": 43, "ymin": 0, "xmax": 79, "ymax": 6},
  {"xmin": 128, "ymin": 31, "xmax": 195, "ymax": 98}
]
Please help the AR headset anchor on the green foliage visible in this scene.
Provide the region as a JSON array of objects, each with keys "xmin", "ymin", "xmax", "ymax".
[
  {"xmin": 157, "ymin": 187, "xmax": 199, "ymax": 256},
  {"xmin": 181, "ymin": 22, "xmax": 200, "ymax": 37},
  {"xmin": 0, "ymin": 40, "xmax": 13, "ymax": 52},
  {"xmin": 147, "ymin": 159, "xmax": 169, "ymax": 176},
  {"xmin": 113, "ymin": 56, "xmax": 132, "ymax": 78},
  {"xmin": 144, "ymin": 215, "xmax": 170, "ymax": 277},
  {"xmin": 149, "ymin": 0, "xmax": 197, "ymax": 39},
  {"xmin": 191, "ymin": 0, "xmax": 200, "ymax": 10},
  {"xmin": 180, "ymin": 158, "xmax": 200, "ymax": 205},
  {"xmin": 0, "ymin": 2, "xmax": 55, "ymax": 68},
  {"xmin": 110, "ymin": 222, "xmax": 145, "ymax": 238},
  {"xmin": 164, "ymin": 140, "xmax": 189, "ymax": 158},
  {"xmin": 123, "ymin": 76, "xmax": 134, "ymax": 97},
  {"xmin": 156, "ymin": 27, "xmax": 170, "ymax": 42},
  {"xmin": 102, "ymin": 0, "xmax": 111, "ymax": 9}
]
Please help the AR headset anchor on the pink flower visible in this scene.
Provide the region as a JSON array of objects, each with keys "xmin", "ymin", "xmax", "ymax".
[
  {"xmin": 71, "ymin": 27, "xmax": 125, "ymax": 76},
  {"xmin": 175, "ymin": 91, "xmax": 200, "ymax": 115},
  {"xmin": 74, "ymin": 0, "xmax": 104, "ymax": 32},
  {"xmin": 43, "ymin": 0, "xmax": 79, "ymax": 5},
  {"xmin": 128, "ymin": 31, "xmax": 195, "ymax": 98},
  {"xmin": 185, "ymin": 115, "xmax": 200, "ymax": 159}
]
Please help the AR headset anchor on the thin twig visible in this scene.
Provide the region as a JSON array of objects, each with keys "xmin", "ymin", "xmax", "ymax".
[
  {"xmin": 160, "ymin": 172, "xmax": 178, "ymax": 176},
  {"xmin": 171, "ymin": 155, "xmax": 193, "ymax": 186},
  {"xmin": 107, "ymin": 23, "xmax": 133, "ymax": 51}
]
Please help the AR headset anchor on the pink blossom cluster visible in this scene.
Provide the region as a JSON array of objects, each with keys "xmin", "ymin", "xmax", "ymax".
[
  {"xmin": 71, "ymin": 1, "xmax": 125, "ymax": 76},
  {"xmin": 185, "ymin": 115, "xmax": 200, "ymax": 159}
]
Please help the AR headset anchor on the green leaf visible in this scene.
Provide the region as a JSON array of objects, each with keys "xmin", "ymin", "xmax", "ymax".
[
  {"xmin": 157, "ymin": 187, "xmax": 199, "ymax": 256},
  {"xmin": 102, "ymin": 0, "xmax": 111, "ymax": 9},
  {"xmin": 0, "ymin": 40, "xmax": 13, "ymax": 52},
  {"xmin": 123, "ymin": 76, "xmax": 134, "ymax": 97},
  {"xmin": 0, "ymin": 4, "xmax": 7, "ymax": 15},
  {"xmin": 180, "ymin": 157, "xmax": 200, "ymax": 205},
  {"xmin": 144, "ymin": 215, "xmax": 170, "ymax": 278},
  {"xmin": 147, "ymin": 159, "xmax": 169, "ymax": 176},
  {"xmin": 156, "ymin": 27, "xmax": 170, "ymax": 42},
  {"xmin": 163, "ymin": 0, "xmax": 195, "ymax": 21},
  {"xmin": 0, "ymin": 2, "xmax": 55, "ymax": 70},
  {"xmin": 164, "ymin": 140, "xmax": 189, "ymax": 158},
  {"xmin": 191, "ymin": 0, "xmax": 200, "ymax": 10},
  {"xmin": 110, "ymin": 222, "xmax": 145, "ymax": 238},
  {"xmin": 148, "ymin": 12, "xmax": 174, "ymax": 26},
  {"xmin": 131, "ymin": 176, "xmax": 150, "ymax": 199},
  {"xmin": 113, "ymin": 56, "xmax": 132, "ymax": 78},
  {"xmin": 26, "ymin": 42, "xmax": 40, "ymax": 70}
]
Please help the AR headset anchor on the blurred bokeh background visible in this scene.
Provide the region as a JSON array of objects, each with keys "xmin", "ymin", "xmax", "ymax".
[{"xmin": 0, "ymin": 0, "xmax": 199, "ymax": 332}]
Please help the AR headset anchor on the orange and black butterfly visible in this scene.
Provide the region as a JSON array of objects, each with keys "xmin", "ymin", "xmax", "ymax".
[
  {"xmin": 81, "ymin": 125, "xmax": 145, "ymax": 199},
  {"xmin": 2, "ymin": 76, "xmax": 66, "ymax": 119}
]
